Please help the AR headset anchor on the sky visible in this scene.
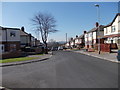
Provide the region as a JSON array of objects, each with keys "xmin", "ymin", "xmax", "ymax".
[{"xmin": 1, "ymin": 2, "xmax": 119, "ymax": 42}]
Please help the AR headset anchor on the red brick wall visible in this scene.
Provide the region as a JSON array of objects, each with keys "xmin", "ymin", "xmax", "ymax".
[
  {"xmin": 2, "ymin": 41, "xmax": 20, "ymax": 52},
  {"xmin": 95, "ymin": 44, "xmax": 111, "ymax": 52},
  {"xmin": 100, "ymin": 44, "xmax": 111, "ymax": 52},
  {"xmin": 110, "ymin": 43, "xmax": 118, "ymax": 49},
  {"xmin": 35, "ymin": 48, "xmax": 43, "ymax": 54},
  {"xmin": 2, "ymin": 51, "xmax": 21, "ymax": 59}
]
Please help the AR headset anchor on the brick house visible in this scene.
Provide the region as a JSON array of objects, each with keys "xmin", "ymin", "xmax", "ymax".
[
  {"xmin": 35, "ymin": 38, "xmax": 40, "ymax": 46},
  {"xmin": 65, "ymin": 42, "xmax": 70, "ymax": 48},
  {"xmin": 31, "ymin": 35, "xmax": 36, "ymax": 47},
  {"xmin": 20, "ymin": 28, "xmax": 31, "ymax": 48},
  {"xmin": 74, "ymin": 34, "xmax": 84, "ymax": 48},
  {"xmin": 20, "ymin": 27, "xmax": 40, "ymax": 47},
  {"xmin": 0, "ymin": 26, "xmax": 21, "ymax": 59},
  {"xmin": 84, "ymin": 25, "xmax": 104, "ymax": 49},
  {"xmin": 104, "ymin": 13, "xmax": 120, "ymax": 49},
  {"xmin": 69, "ymin": 38, "xmax": 75, "ymax": 48}
]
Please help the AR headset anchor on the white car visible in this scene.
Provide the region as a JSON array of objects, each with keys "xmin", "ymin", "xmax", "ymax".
[{"xmin": 58, "ymin": 46, "xmax": 63, "ymax": 50}]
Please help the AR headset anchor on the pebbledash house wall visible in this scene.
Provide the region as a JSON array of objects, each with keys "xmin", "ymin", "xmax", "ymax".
[
  {"xmin": 70, "ymin": 40, "xmax": 75, "ymax": 48},
  {"xmin": 93, "ymin": 31, "xmax": 97, "ymax": 45},
  {"xmin": 85, "ymin": 33, "xmax": 89, "ymax": 48},
  {"xmin": 0, "ymin": 27, "xmax": 21, "ymax": 59},
  {"xmin": 85, "ymin": 31, "xmax": 94, "ymax": 49},
  {"xmin": 74, "ymin": 38, "xmax": 83, "ymax": 48},
  {"xmin": 88, "ymin": 32, "xmax": 93, "ymax": 48}
]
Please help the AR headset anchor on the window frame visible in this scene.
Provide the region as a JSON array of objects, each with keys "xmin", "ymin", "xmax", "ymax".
[
  {"xmin": 111, "ymin": 25, "xmax": 116, "ymax": 33},
  {"xmin": 10, "ymin": 31, "xmax": 16, "ymax": 37}
]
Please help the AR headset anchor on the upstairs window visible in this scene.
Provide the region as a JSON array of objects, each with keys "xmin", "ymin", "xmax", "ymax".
[
  {"xmin": 111, "ymin": 26, "xmax": 116, "ymax": 33},
  {"xmin": 89, "ymin": 33, "xmax": 92, "ymax": 37},
  {"xmin": 10, "ymin": 31, "xmax": 16, "ymax": 37},
  {"xmin": 105, "ymin": 28, "xmax": 108, "ymax": 34},
  {"xmin": 118, "ymin": 20, "xmax": 120, "ymax": 23}
]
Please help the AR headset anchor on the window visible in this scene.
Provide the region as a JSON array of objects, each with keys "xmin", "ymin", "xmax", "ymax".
[
  {"xmin": 10, "ymin": 44, "xmax": 16, "ymax": 51},
  {"xmin": 105, "ymin": 28, "xmax": 108, "ymax": 34},
  {"xmin": 1, "ymin": 46, "xmax": 3, "ymax": 50},
  {"xmin": 118, "ymin": 39, "xmax": 120, "ymax": 44},
  {"xmin": 10, "ymin": 31, "xmax": 16, "ymax": 37},
  {"xmin": 89, "ymin": 33, "xmax": 92, "ymax": 37},
  {"xmin": 111, "ymin": 26, "xmax": 116, "ymax": 33},
  {"xmin": 118, "ymin": 20, "xmax": 120, "ymax": 23},
  {"xmin": 0, "ymin": 44, "xmax": 4, "ymax": 53}
]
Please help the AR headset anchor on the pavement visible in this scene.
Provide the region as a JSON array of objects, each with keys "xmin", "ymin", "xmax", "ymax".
[
  {"xmin": 2, "ymin": 51, "xmax": 118, "ymax": 88},
  {"xmin": 0, "ymin": 52, "xmax": 52, "ymax": 67},
  {"xmin": 68, "ymin": 49, "xmax": 119, "ymax": 63}
]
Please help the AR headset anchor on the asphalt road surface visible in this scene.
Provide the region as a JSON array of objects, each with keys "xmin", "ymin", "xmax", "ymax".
[{"xmin": 2, "ymin": 51, "xmax": 118, "ymax": 88}]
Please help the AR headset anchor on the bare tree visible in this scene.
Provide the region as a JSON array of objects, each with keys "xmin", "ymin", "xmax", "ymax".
[
  {"xmin": 48, "ymin": 39, "xmax": 60, "ymax": 49},
  {"xmin": 31, "ymin": 12, "xmax": 58, "ymax": 54}
]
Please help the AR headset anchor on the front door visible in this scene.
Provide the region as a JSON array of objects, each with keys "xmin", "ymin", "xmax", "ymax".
[{"xmin": 0, "ymin": 44, "xmax": 4, "ymax": 53}]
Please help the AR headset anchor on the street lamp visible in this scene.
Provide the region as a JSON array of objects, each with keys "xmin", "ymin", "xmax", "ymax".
[
  {"xmin": 66, "ymin": 33, "xmax": 67, "ymax": 43},
  {"xmin": 95, "ymin": 4, "xmax": 100, "ymax": 54}
]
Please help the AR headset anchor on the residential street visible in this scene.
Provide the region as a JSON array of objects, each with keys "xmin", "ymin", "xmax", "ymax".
[{"xmin": 2, "ymin": 51, "xmax": 118, "ymax": 88}]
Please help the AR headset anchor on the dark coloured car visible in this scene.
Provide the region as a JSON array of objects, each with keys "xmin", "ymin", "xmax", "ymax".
[{"xmin": 24, "ymin": 46, "xmax": 31, "ymax": 52}]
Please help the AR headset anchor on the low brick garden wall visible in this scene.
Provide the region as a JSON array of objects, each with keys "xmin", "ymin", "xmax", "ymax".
[
  {"xmin": 1, "ymin": 51, "xmax": 21, "ymax": 59},
  {"xmin": 94, "ymin": 44, "xmax": 111, "ymax": 52}
]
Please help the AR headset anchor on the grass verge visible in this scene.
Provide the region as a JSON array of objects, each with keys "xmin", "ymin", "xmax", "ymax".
[
  {"xmin": 36, "ymin": 53, "xmax": 44, "ymax": 55},
  {"xmin": 0, "ymin": 57, "xmax": 39, "ymax": 63}
]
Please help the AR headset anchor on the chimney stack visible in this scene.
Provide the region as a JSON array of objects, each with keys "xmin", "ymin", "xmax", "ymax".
[
  {"xmin": 21, "ymin": 26, "xmax": 25, "ymax": 32},
  {"xmin": 76, "ymin": 35, "xmax": 78, "ymax": 38},
  {"xmin": 71, "ymin": 37, "xmax": 73, "ymax": 40},
  {"xmin": 96, "ymin": 22, "xmax": 99, "ymax": 27},
  {"xmin": 84, "ymin": 31, "xmax": 87, "ymax": 34}
]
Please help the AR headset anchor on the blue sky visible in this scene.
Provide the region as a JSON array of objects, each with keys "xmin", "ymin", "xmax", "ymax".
[{"xmin": 2, "ymin": 2, "xmax": 118, "ymax": 42}]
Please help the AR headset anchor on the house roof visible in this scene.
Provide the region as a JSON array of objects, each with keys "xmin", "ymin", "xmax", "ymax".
[
  {"xmin": 20, "ymin": 30, "xmax": 29, "ymax": 36},
  {"xmin": 31, "ymin": 35, "xmax": 35, "ymax": 39},
  {"xmin": 78, "ymin": 34, "xmax": 84, "ymax": 39},
  {"xmin": 20, "ymin": 29, "xmax": 32, "ymax": 36},
  {"xmin": 0, "ymin": 26, "xmax": 20, "ymax": 30},
  {"xmin": 20, "ymin": 29, "xmax": 36, "ymax": 40},
  {"xmin": 86, "ymin": 25, "xmax": 104, "ymax": 34},
  {"xmin": 104, "ymin": 13, "xmax": 120, "ymax": 28},
  {"xmin": 73, "ymin": 34, "xmax": 84, "ymax": 41},
  {"xmin": 87, "ymin": 27, "xmax": 97, "ymax": 33}
]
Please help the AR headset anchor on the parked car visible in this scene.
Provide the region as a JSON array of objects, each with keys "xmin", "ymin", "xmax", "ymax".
[
  {"xmin": 58, "ymin": 46, "xmax": 63, "ymax": 50},
  {"xmin": 117, "ymin": 50, "xmax": 120, "ymax": 61},
  {"xmin": 24, "ymin": 46, "xmax": 31, "ymax": 52},
  {"xmin": 51, "ymin": 47, "xmax": 58, "ymax": 51}
]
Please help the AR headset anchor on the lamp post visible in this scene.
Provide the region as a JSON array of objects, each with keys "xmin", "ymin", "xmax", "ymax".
[
  {"xmin": 95, "ymin": 4, "xmax": 100, "ymax": 54},
  {"xmin": 66, "ymin": 33, "xmax": 67, "ymax": 43}
]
